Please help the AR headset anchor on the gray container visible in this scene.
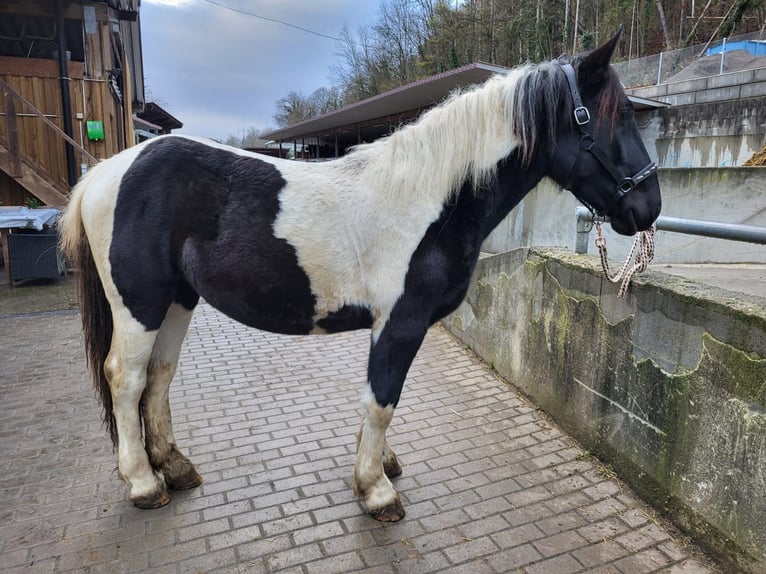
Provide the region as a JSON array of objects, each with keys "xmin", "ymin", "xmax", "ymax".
[{"xmin": 8, "ymin": 229, "xmax": 64, "ymax": 282}]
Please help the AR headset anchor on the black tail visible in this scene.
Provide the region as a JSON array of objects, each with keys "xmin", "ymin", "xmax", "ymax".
[
  {"xmin": 59, "ymin": 183, "xmax": 117, "ymax": 446},
  {"xmin": 77, "ymin": 238, "xmax": 117, "ymax": 445}
]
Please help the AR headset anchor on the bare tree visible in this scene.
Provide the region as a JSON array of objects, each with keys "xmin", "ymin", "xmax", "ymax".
[
  {"xmin": 273, "ymin": 91, "xmax": 315, "ymax": 127},
  {"xmin": 309, "ymin": 86, "xmax": 343, "ymax": 116},
  {"xmin": 331, "ymin": 25, "xmax": 386, "ymax": 103},
  {"xmin": 656, "ymin": 0, "xmax": 672, "ymax": 48}
]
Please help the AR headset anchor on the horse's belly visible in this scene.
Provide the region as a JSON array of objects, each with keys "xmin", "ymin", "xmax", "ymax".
[
  {"xmin": 197, "ymin": 284, "xmax": 373, "ymax": 336},
  {"xmin": 314, "ymin": 304, "xmax": 374, "ymax": 334}
]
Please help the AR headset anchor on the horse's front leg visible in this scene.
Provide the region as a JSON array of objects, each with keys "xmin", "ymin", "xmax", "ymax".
[{"xmin": 355, "ymin": 318, "xmax": 427, "ymax": 522}]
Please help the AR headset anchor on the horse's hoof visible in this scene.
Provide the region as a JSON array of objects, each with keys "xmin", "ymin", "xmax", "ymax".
[
  {"xmin": 369, "ymin": 498, "xmax": 405, "ymax": 522},
  {"xmin": 383, "ymin": 458, "xmax": 402, "ymax": 479},
  {"xmin": 131, "ymin": 489, "xmax": 171, "ymax": 509},
  {"xmin": 165, "ymin": 468, "xmax": 203, "ymax": 490}
]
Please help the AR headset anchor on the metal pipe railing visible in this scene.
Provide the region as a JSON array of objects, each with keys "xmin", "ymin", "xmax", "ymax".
[{"xmin": 575, "ymin": 206, "xmax": 766, "ymax": 254}]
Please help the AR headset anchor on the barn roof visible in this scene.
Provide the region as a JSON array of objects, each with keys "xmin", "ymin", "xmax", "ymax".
[
  {"xmin": 262, "ymin": 62, "xmax": 667, "ymax": 152},
  {"xmin": 138, "ymin": 102, "xmax": 183, "ymax": 133},
  {"xmin": 262, "ymin": 63, "xmax": 509, "ymax": 149}
]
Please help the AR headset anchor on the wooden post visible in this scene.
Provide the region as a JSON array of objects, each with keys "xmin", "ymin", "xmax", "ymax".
[
  {"xmin": 1, "ymin": 229, "xmax": 12, "ymax": 288},
  {"xmin": 120, "ymin": 44, "xmax": 135, "ymax": 148},
  {"xmin": 4, "ymin": 89, "xmax": 21, "ymax": 178}
]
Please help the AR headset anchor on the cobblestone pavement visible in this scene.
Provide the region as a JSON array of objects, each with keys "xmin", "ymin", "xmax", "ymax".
[{"xmin": 0, "ymin": 302, "xmax": 719, "ymax": 573}]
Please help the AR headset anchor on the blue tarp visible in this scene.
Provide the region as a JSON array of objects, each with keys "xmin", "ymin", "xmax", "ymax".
[{"xmin": 706, "ymin": 40, "xmax": 766, "ymax": 57}]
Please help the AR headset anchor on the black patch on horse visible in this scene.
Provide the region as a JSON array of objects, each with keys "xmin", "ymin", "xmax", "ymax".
[
  {"xmin": 110, "ymin": 137, "xmax": 316, "ymax": 333},
  {"xmin": 367, "ymin": 153, "xmax": 546, "ymax": 408},
  {"xmin": 316, "ymin": 305, "xmax": 374, "ymax": 333}
]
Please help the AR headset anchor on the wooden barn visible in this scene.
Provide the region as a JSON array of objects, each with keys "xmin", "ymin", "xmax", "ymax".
[{"xmin": 0, "ymin": 0, "xmax": 145, "ymax": 208}]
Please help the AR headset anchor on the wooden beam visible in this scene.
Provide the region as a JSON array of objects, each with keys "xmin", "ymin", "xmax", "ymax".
[
  {"xmin": 119, "ymin": 43, "xmax": 134, "ymax": 149},
  {"xmin": 0, "ymin": 57, "xmax": 84, "ymax": 80},
  {"xmin": 0, "ymin": 78, "xmax": 97, "ymax": 164},
  {"xmin": 3, "ymin": 0, "xmax": 80, "ymax": 19},
  {"xmin": 1, "ymin": 229, "xmax": 11, "ymax": 288},
  {"xmin": 0, "ymin": 144, "xmax": 69, "ymax": 207},
  {"xmin": 4, "ymin": 89, "xmax": 21, "ymax": 177}
]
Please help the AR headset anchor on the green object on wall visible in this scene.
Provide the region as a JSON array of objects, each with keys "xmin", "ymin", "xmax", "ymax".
[{"xmin": 86, "ymin": 120, "xmax": 104, "ymax": 141}]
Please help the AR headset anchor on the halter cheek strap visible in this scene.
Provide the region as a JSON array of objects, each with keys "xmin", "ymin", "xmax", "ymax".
[{"xmin": 560, "ymin": 63, "xmax": 657, "ymax": 218}]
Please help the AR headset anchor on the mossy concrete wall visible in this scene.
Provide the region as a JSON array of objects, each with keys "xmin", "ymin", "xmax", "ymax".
[{"xmin": 445, "ymin": 247, "xmax": 766, "ymax": 572}]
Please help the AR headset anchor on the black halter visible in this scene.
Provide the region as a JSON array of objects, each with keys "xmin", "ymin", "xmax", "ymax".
[{"xmin": 560, "ymin": 62, "xmax": 657, "ymax": 218}]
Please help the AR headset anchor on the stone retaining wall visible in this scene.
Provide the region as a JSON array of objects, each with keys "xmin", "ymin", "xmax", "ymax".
[{"xmin": 445, "ymin": 247, "xmax": 766, "ymax": 572}]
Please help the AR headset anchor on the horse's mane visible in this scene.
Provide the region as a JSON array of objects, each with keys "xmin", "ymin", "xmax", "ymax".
[
  {"xmin": 511, "ymin": 57, "xmax": 625, "ymax": 164},
  {"xmin": 348, "ymin": 57, "xmax": 624, "ymax": 205}
]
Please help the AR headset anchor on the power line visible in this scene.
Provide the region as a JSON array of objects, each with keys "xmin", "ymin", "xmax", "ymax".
[{"xmin": 202, "ymin": 0, "xmax": 367, "ymax": 47}]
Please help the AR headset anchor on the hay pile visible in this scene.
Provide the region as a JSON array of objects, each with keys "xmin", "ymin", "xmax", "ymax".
[{"xmin": 744, "ymin": 144, "xmax": 766, "ymax": 166}]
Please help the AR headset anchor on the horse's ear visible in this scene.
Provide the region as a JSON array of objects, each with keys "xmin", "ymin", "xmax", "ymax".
[{"xmin": 578, "ymin": 26, "xmax": 623, "ymax": 89}]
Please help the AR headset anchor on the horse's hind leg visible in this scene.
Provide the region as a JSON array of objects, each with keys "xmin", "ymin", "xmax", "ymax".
[
  {"xmin": 382, "ymin": 438, "xmax": 403, "ymax": 478},
  {"xmin": 105, "ymin": 306, "xmax": 169, "ymax": 508},
  {"xmin": 143, "ymin": 301, "xmax": 202, "ymax": 490}
]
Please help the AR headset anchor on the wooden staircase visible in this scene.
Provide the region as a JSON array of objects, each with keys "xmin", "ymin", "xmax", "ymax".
[
  {"xmin": 0, "ymin": 139, "xmax": 69, "ymax": 207},
  {"xmin": 1, "ymin": 77, "xmax": 97, "ymax": 208}
]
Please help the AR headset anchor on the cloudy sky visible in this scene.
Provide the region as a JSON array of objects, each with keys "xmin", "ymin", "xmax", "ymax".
[{"xmin": 141, "ymin": 0, "xmax": 380, "ymax": 140}]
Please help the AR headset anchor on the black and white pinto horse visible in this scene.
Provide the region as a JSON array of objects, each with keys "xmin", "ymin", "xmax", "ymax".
[{"xmin": 60, "ymin": 31, "xmax": 660, "ymax": 521}]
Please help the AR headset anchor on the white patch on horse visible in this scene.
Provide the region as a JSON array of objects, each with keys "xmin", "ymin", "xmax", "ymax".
[
  {"xmin": 77, "ymin": 143, "xmax": 147, "ymax": 311},
  {"xmin": 74, "ymin": 143, "xmax": 170, "ymax": 504},
  {"xmin": 268, "ymin": 71, "xmax": 524, "ymax": 326}
]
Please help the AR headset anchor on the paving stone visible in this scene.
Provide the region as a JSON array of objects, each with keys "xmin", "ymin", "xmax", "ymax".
[{"xmin": 0, "ymin": 303, "xmax": 721, "ymax": 573}]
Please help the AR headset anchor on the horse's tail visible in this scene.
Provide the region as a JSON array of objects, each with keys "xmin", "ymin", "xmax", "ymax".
[{"xmin": 59, "ymin": 169, "xmax": 117, "ymax": 446}]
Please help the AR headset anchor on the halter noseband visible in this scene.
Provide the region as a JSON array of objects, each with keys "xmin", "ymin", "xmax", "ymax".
[{"xmin": 560, "ymin": 62, "xmax": 657, "ymax": 218}]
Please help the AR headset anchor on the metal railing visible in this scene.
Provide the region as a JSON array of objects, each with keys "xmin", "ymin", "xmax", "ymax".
[{"xmin": 575, "ymin": 206, "xmax": 766, "ymax": 254}]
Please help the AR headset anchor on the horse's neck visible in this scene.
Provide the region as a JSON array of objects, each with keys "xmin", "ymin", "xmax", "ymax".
[{"xmin": 479, "ymin": 154, "xmax": 548, "ymax": 238}]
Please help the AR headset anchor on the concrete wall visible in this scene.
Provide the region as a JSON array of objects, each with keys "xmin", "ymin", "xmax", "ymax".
[
  {"xmin": 636, "ymin": 99, "xmax": 766, "ymax": 168},
  {"xmin": 444, "ymin": 247, "xmax": 766, "ymax": 572},
  {"xmin": 629, "ymin": 67, "xmax": 766, "ymax": 107},
  {"xmin": 627, "ymin": 70, "xmax": 766, "ymax": 168},
  {"xmin": 482, "ymin": 167, "xmax": 766, "ymax": 264}
]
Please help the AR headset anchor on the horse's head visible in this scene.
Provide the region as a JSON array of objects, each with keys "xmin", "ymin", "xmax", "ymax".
[{"xmin": 547, "ymin": 29, "xmax": 661, "ymax": 236}]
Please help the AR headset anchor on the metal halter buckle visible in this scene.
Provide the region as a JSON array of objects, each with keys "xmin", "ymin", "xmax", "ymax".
[
  {"xmin": 573, "ymin": 106, "xmax": 591, "ymax": 126},
  {"xmin": 618, "ymin": 178, "xmax": 635, "ymax": 194}
]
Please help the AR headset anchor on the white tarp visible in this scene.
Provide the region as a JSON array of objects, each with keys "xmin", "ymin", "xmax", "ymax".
[{"xmin": 0, "ymin": 207, "xmax": 60, "ymax": 230}]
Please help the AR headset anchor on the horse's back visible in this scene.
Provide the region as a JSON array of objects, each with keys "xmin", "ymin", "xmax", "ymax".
[
  {"xmin": 74, "ymin": 135, "xmax": 452, "ymax": 338},
  {"xmin": 78, "ymin": 136, "xmax": 327, "ymax": 334}
]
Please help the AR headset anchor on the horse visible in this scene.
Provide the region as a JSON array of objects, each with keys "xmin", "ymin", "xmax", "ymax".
[{"xmin": 59, "ymin": 29, "xmax": 660, "ymax": 522}]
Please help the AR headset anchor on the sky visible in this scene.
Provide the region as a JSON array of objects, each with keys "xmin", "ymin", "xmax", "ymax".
[{"xmin": 140, "ymin": 0, "xmax": 380, "ymax": 141}]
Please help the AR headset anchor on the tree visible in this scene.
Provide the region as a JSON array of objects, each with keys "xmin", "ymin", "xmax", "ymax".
[
  {"xmin": 274, "ymin": 0, "xmax": 766, "ymax": 118},
  {"xmin": 309, "ymin": 86, "xmax": 342, "ymax": 116},
  {"xmin": 273, "ymin": 91, "xmax": 315, "ymax": 127}
]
